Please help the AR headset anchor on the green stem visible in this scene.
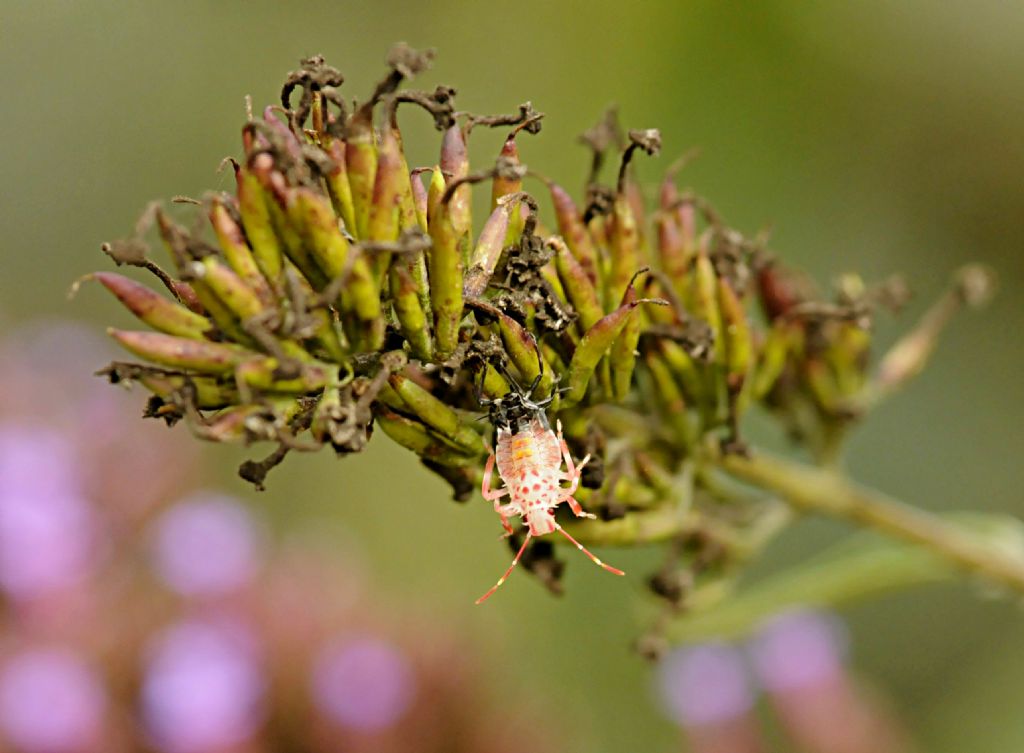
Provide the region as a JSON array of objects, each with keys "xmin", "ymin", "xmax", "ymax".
[
  {"xmin": 719, "ymin": 449, "xmax": 1024, "ymax": 596},
  {"xmin": 663, "ymin": 534, "xmax": 956, "ymax": 643}
]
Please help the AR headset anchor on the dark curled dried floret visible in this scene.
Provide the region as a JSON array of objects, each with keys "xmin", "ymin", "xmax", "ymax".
[
  {"xmin": 281, "ymin": 54, "xmax": 347, "ymax": 128},
  {"xmin": 465, "ymin": 101, "xmax": 545, "ymax": 135}
]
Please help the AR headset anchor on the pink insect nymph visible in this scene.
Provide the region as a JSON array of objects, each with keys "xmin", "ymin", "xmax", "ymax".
[{"xmin": 475, "ymin": 376, "xmax": 624, "ymax": 604}]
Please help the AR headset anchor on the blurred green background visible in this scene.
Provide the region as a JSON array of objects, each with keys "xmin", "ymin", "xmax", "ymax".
[{"xmin": 3, "ymin": 1, "xmax": 1023, "ymax": 750}]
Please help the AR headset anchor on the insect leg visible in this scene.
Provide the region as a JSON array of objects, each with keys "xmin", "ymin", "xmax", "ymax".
[
  {"xmin": 555, "ymin": 524, "xmax": 625, "ymax": 576},
  {"xmin": 496, "ymin": 508, "xmax": 516, "ymax": 538},
  {"xmin": 475, "ymin": 532, "xmax": 533, "ymax": 604},
  {"xmin": 554, "ymin": 419, "xmax": 585, "ymax": 473},
  {"xmin": 554, "ymin": 420, "xmax": 595, "ymax": 517},
  {"xmin": 481, "ymin": 452, "xmax": 510, "ymax": 502},
  {"xmin": 564, "ymin": 495, "xmax": 596, "ymax": 519},
  {"xmin": 559, "ymin": 457, "xmax": 595, "ymax": 519},
  {"xmin": 559, "ymin": 452, "xmax": 591, "ymax": 489},
  {"xmin": 482, "ymin": 452, "xmax": 515, "ymax": 537}
]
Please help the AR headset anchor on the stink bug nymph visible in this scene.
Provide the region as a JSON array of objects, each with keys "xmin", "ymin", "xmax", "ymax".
[{"xmin": 475, "ymin": 370, "xmax": 624, "ymax": 604}]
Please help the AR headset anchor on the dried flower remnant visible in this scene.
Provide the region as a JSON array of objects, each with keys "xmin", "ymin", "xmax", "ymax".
[{"xmin": 86, "ymin": 45, "xmax": 1022, "ymax": 619}]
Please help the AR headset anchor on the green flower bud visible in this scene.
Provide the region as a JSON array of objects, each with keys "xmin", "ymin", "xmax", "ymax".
[
  {"xmin": 375, "ymin": 406, "xmax": 477, "ymax": 467},
  {"xmin": 288, "ymin": 187, "xmax": 382, "ymax": 333},
  {"xmin": 439, "ymin": 124, "xmax": 472, "ymax": 253},
  {"xmin": 551, "ymin": 237, "xmax": 603, "ymax": 332},
  {"xmin": 610, "ymin": 300, "xmax": 644, "ymax": 401},
  {"xmin": 208, "ymin": 197, "xmax": 275, "ymax": 305},
  {"xmin": 659, "ymin": 339, "xmax": 707, "ymax": 405},
  {"xmin": 467, "ymin": 300, "xmax": 553, "ymax": 400},
  {"xmin": 463, "ymin": 201, "xmax": 513, "ymax": 298},
  {"xmin": 366, "ymin": 130, "xmax": 405, "ymax": 283},
  {"xmin": 389, "ymin": 263, "xmax": 434, "ymax": 360},
  {"xmin": 752, "ymin": 320, "xmax": 794, "ymax": 400},
  {"xmin": 717, "ymin": 277, "xmax": 753, "ymax": 393},
  {"xmin": 345, "ymin": 108, "xmax": 378, "ymax": 240},
  {"xmin": 427, "ymin": 169, "xmax": 464, "ymax": 359},
  {"xmin": 549, "ymin": 180, "xmax": 600, "ymax": 287},
  {"xmin": 490, "ymin": 135, "xmax": 522, "ymax": 209},
  {"xmin": 606, "ymin": 193, "xmax": 641, "ymax": 308},
  {"xmin": 644, "ymin": 350, "xmax": 695, "ymax": 447},
  {"xmin": 234, "ymin": 165, "xmax": 285, "ymax": 285},
  {"xmin": 235, "ymin": 357, "xmax": 335, "ymax": 394},
  {"xmin": 691, "ymin": 242, "xmax": 724, "ymax": 364},
  {"xmin": 90, "ymin": 272, "xmax": 211, "ymax": 340},
  {"xmin": 251, "ymin": 161, "xmax": 329, "ymax": 291},
  {"xmin": 137, "ymin": 372, "xmax": 238, "ymax": 410},
  {"xmin": 387, "ymin": 373, "xmax": 485, "ymax": 454},
  {"xmin": 322, "ymin": 137, "xmax": 358, "ymax": 235},
  {"xmin": 108, "ymin": 329, "xmax": 257, "ymax": 373},
  {"xmin": 155, "ymin": 209, "xmax": 253, "ymax": 346},
  {"xmin": 191, "ymin": 256, "xmax": 265, "ymax": 322},
  {"xmin": 563, "ymin": 278, "xmax": 668, "ymax": 407}
]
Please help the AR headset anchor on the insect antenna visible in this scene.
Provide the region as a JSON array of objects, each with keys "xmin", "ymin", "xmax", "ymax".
[
  {"xmin": 555, "ymin": 524, "xmax": 625, "ymax": 576},
  {"xmin": 525, "ymin": 342, "xmax": 545, "ymax": 398},
  {"xmin": 497, "ymin": 361, "xmax": 525, "ymax": 395},
  {"xmin": 474, "ymin": 366, "xmax": 495, "ymax": 406},
  {"xmin": 534, "ymin": 394, "xmax": 555, "ymax": 410},
  {"xmin": 475, "ymin": 532, "xmax": 533, "ymax": 604},
  {"xmin": 526, "ymin": 371, "xmax": 543, "ymax": 398}
]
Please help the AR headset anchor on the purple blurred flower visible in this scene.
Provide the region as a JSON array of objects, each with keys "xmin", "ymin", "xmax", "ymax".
[
  {"xmin": 141, "ymin": 618, "xmax": 265, "ymax": 753},
  {"xmin": 0, "ymin": 424, "xmax": 81, "ymax": 498},
  {"xmin": 656, "ymin": 643, "xmax": 755, "ymax": 727},
  {"xmin": 150, "ymin": 493, "xmax": 262, "ymax": 599},
  {"xmin": 0, "ymin": 648, "xmax": 106, "ymax": 753},
  {"xmin": 748, "ymin": 609, "xmax": 849, "ymax": 693},
  {"xmin": 0, "ymin": 424, "xmax": 96, "ymax": 600},
  {"xmin": 311, "ymin": 636, "xmax": 415, "ymax": 731},
  {"xmin": 0, "ymin": 322, "xmax": 115, "ymax": 418}
]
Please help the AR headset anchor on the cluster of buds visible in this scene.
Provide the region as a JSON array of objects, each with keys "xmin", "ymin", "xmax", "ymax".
[{"xmin": 87, "ymin": 46, "xmax": 993, "ymax": 599}]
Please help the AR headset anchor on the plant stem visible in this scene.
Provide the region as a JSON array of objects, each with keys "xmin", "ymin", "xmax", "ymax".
[
  {"xmin": 719, "ymin": 449, "xmax": 1024, "ymax": 595},
  {"xmin": 662, "ymin": 533, "xmax": 957, "ymax": 643}
]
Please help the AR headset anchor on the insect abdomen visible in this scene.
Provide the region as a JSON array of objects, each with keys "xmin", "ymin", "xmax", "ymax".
[{"xmin": 494, "ymin": 419, "xmax": 561, "ymax": 481}]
